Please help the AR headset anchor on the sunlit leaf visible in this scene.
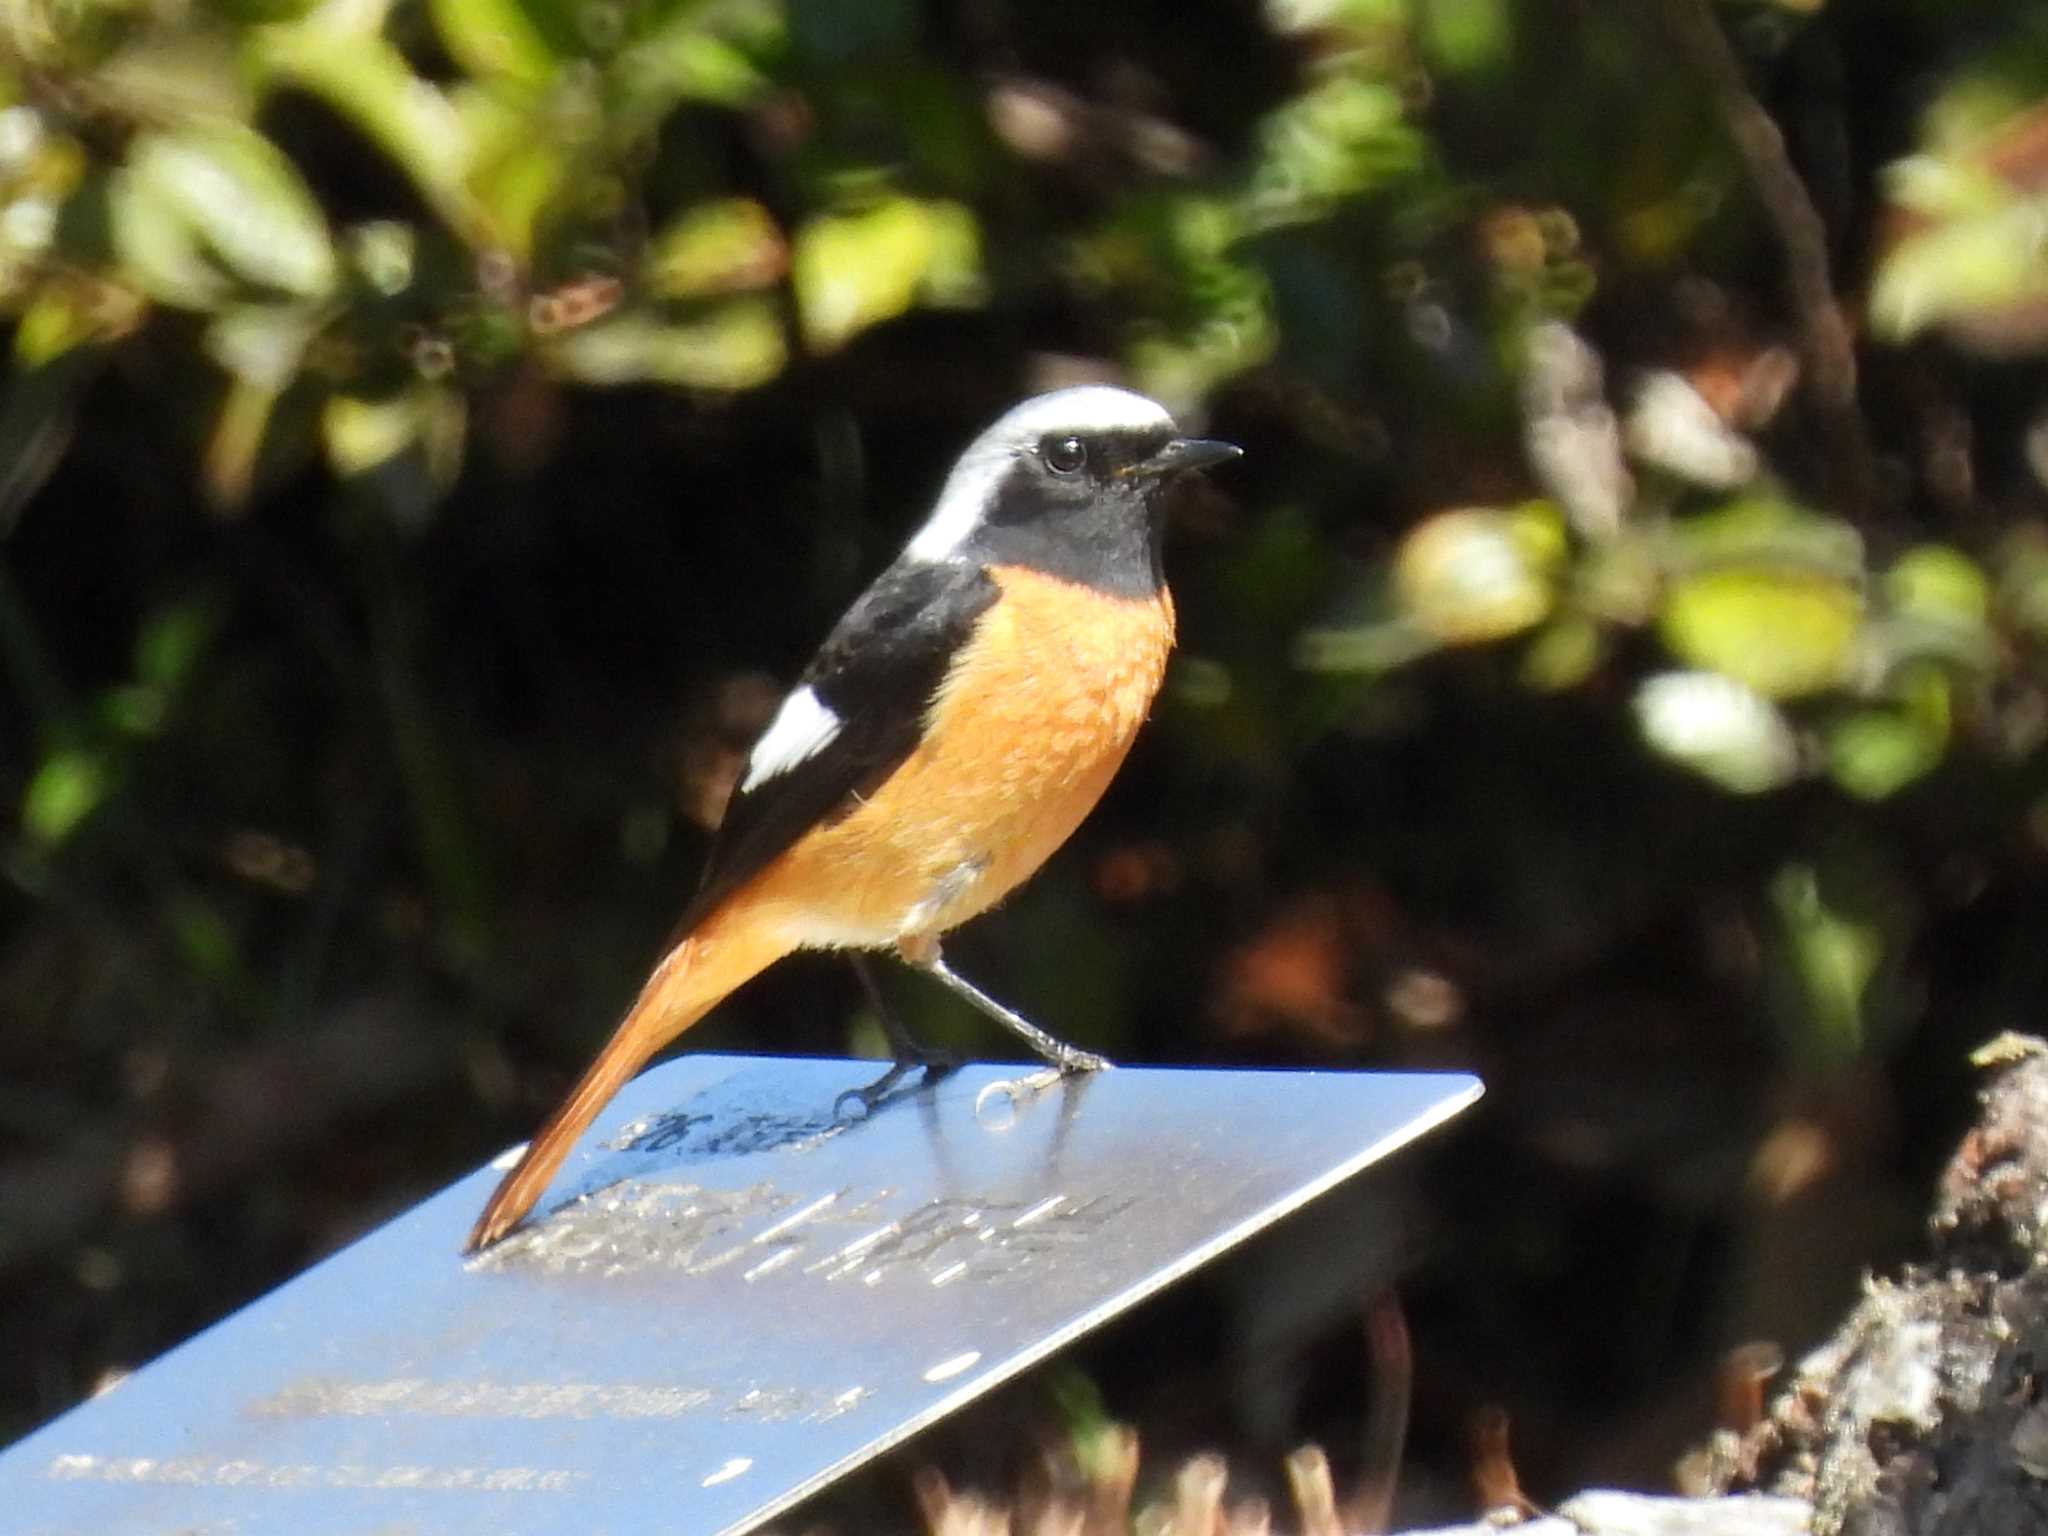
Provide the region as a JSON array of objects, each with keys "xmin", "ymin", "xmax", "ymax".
[
  {"xmin": 792, "ymin": 198, "xmax": 983, "ymax": 352},
  {"xmin": 1294, "ymin": 616, "xmax": 1439, "ymax": 674},
  {"xmin": 117, "ymin": 123, "xmax": 337, "ymax": 304},
  {"xmin": 546, "ymin": 300, "xmax": 786, "ymax": 389},
  {"xmin": 1770, "ymin": 861, "xmax": 1882, "ymax": 1058},
  {"xmin": 463, "ymin": 130, "xmax": 566, "ymax": 264},
  {"xmin": 92, "ymin": 24, "xmax": 253, "ymax": 119},
  {"xmin": 1520, "ymin": 615, "xmax": 1604, "ymax": 691},
  {"xmin": 1245, "ymin": 76, "xmax": 1420, "ymax": 229},
  {"xmin": 1659, "ymin": 497, "xmax": 1865, "ymax": 698},
  {"xmin": 1877, "ymin": 544, "xmax": 1994, "ymax": 672},
  {"xmin": 1634, "ymin": 669, "xmax": 1801, "ymax": 794},
  {"xmin": 646, "ymin": 198, "xmax": 786, "ymax": 299},
  {"xmin": 322, "ymin": 387, "xmax": 467, "ymax": 523},
  {"xmin": 1883, "ymin": 153, "xmax": 2009, "ymax": 223},
  {"xmin": 1871, "ymin": 195, "xmax": 2048, "ymax": 345},
  {"xmin": 1418, "ymin": 0, "xmax": 1513, "ymax": 76},
  {"xmin": 1625, "ymin": 371, "xmax": 1757, "ymax": 488},
  {"xmin": 429, "ymin": 0, "xmax": 558, "ymax": 85},
  {"xmin": 205, "ymin": 376, "xmax": 283, "ymax": 510},
  {"xmin": 251, "ymin": 24, "xmax": 484, "ymax": 245},
  {"xmin": 1661, "ymin": 566, "xmax": 1861, "ymax": 699},
  {"xmin": 109, "ymin": 160, "xmax": 233, "ymax": 308},
  {"xmin": 346, "ymin": 221, "xmax": 416, "ymax": 296},
  {"xmin": 204, "ymin": 304, "xmax": 318, "ymax": 387},
  {"xmin": 22, "ymin": 746, "xmax": 110, "ymax": 846},
  {"xmin": 1827, "ymin": 705, "xmax": 1943, "ymax": 802},
  {"xmin": 610, "ymin": 20, "xmax": 775, "ymax": 129},
  {"xmin": 1666, "ymin": 495, "xmax": 1863, "ymax": 573},
  {"xmin": 1394, "ymin": 504, "xmax": 1563, "ymax": 645},
  {"xmin": 324, "ymin": 391, "xmax": 420, "ymax": 478},
  {"xmin": 916, "ymin": 201, "xmax": 985, "ymax": 308},
  {"xmin": 14, "ymin": 288, "xmax": 103, "ymax": 368},
  {"xmin": 1887, "ymin": 544, "xmax": 1989, "ymax": 626}
]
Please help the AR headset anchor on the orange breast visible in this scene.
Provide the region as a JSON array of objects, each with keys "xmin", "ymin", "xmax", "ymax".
[{"xmin": 739, "ymin": 563, "xmax": 1174, "ymax": 949}]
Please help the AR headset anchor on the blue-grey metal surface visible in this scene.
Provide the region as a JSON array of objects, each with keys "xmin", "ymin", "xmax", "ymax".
[{"xmin": 2, "ymin": 1055, "xmax": 1479, "ymax": 1536}]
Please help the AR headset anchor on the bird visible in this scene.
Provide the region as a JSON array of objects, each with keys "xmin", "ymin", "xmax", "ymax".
[{"xmin": 465, "ymin": 385, "xmax": 1239, "ymax": 1251}]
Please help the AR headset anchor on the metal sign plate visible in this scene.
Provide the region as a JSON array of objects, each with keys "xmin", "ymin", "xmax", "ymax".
[{"xmin": 2, "ymin": 1055, "xmax": 1479, "ymax": 1536}]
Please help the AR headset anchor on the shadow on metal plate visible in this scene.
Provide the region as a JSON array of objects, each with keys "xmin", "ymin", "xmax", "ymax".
[{"xmin": 1, "ymin": 1054, "xmax": 1481, "ymax": 1536}]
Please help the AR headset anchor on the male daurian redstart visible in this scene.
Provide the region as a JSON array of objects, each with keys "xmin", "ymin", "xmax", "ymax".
[{"xmin": 465, "ymin": 386, "xmax": 1239, "ymax": 1251}]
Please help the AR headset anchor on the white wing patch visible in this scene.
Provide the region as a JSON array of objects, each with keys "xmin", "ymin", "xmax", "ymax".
[
  {"xmin": 905, "ymin": 385, "xmax": 1178, "ymax": 562},
  {"xmin": 740, "ymin": 685, "xmax": 842, "ymax": 793}
]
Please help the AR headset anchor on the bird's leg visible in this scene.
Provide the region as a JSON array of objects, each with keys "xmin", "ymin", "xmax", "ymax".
[
  {"xmin": 835, "ymin": 954, "xmax": 955, "ymax": 1117},
  {"xmin": 898, "ymin": 937, "xmax": 1111, "ymax": 1074},
  {"xmin": 853, "ymin": 953, "xmax": 954, "ymax": 1069}
]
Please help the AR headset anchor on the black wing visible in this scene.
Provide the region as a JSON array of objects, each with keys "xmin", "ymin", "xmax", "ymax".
[{"xmin": 676, "ymin": 558, "xmax": 999, "ymax": 932}]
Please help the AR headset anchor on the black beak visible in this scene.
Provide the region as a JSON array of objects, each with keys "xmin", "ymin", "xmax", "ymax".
[{"xmin": 1138, "ymin": 436, "xmax": 1242, "ymax": 477}]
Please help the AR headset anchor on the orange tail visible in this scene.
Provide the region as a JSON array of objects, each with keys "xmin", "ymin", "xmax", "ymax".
[{"xmin": 465, "ymin": 909, "xmax": 791, "ymax": 1252}]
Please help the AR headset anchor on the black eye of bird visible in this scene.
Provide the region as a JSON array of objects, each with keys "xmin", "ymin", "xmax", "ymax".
[{"xmin": 1042, "ymin": 435, "xmax": 1088, "ymax": 475}]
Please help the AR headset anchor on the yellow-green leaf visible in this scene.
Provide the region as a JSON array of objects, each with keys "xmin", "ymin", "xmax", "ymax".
[
  {"xmin": 1827, "ymin": 707, "xmax": 1944, "ymax": 801},
  {"xmin": 23, "ymin": 746, "xmax": 110, "ymax": 846},
  {"xmin": 1886, "ymin": 544, "xmax": 1989, "ymax": 627},
  {"xmin": 1660, "ymin": 566, "xmax": 1862, "ymax": 699},
  {"xmin": 118, "ymin": 123, "xmax": 337, "ymax": 303},
  {"xmin": 1871, "ymin": 195, "xmax": 2048, "ymax": 344},
  {"xmin": 429, "ymin": 0, "xmax": 558, "ymax": 86},
  {"xmin": 1394, "ymin": 503, "xmax": 1563, "ymax": 645},
  {"xmin": 646, "ymin": 198, "xmax": 786, "ymax": 299},
  {"xmin": 792, "ymin": 198, "xmax": 982, "ymax": 352},
  {"xmin": 252, "ymin": 25, "xmax": 484, "ymax": 246},
  {"xmin": 547, "ymin": 301, "xmax": 786, "ymax": 390}
]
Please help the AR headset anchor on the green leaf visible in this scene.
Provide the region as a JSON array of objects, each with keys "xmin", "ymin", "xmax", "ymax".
[
  {"xmin": 1245, "ymin": 76, "xmax": 1421, "ymax": 229},
  {"xmin": 168, "ymin": 892, "xmax": 240, "ymax": 985},
  {"xmin": 204, "ymin": 376, "xmax": 284, "ymax": 511},
  {"xmin": 1665, "ymin": 495, "xmax": 1864, "ymax": 574},
  {"xmin": 547, "ymin": 300, "xmax": 786, "ymax": 390},
  {"xmin": 22, "ymin": 745, "xmax": 110, "ymax": 846},
  {"xmin": 109, "ymin": 158, "xmax": 232, "ymax": 308},
  {"xmin": 1886, "ymin": 543, "xmax": 1989, "ymax": 627},
  {"xmin": 251, "ymin": 24, "xmax": 484, "ymax": 246},
  {"xmin": 1997, "ymin": 525, "xmax": 2048, "ymax": 638},
  {"xmin": 610, "ymin": 21, "xmax": 775, "ymax": 131},
  {"xmin": 136, "ymin": 599, "xmax": 215, "ymax": 689},
  {"xmin": 1870, "ymin": 194, "xmax": 2048, "ymax": 344},
  {"xmin": 323, "ymin": 387, "xmax": 466, "ymax": 489},
  {"xmin": 1394, "ymin": 504, "xmax": 1563, "ymax": 645},
  {"xmin": 1770, "ymin": 861, "xmax": 1883, "ymax": 1059},
  {"xmin": 458, "ymin": 98, "xmax": 568, "ymax": 263},
  {"xmin": 204, "ymin": 304, "xmax": 318, "ymax": 388},
  {"xmin": 792, "ymin": 198, "xmax": 983, "ymax": 352},
  {"xmin": 1521, "ymin": 615, "xmax": 1604, "ymax": 691},
  {"xmin": 429, "ymin": 0, "xmax": 559, "ymax": 85},
  {"xmin": 1418, "ymin": 0, "xmax": 1513, "ymax": 76},
  {"xmin": 1874, "ymin": 544, "xmax": 1994, "ymax": 674},
  {"xmin": 1634, "ymin": 670, "xmax": 1801, "ymax": 794},
  {"xmin": 1660, "ymin": 566, "xmax": 1861, "ymax": 699},
  {"xmin": 1826, "ymin": 706, "xmax": 1944, "ymax": 801},
  {"xmin": 116, "ymin": 123, "xmax": 337, "ymax": 305},
  {"xmin": 645, "ymin": 198, "xmax": 786, "ymax": 299}
]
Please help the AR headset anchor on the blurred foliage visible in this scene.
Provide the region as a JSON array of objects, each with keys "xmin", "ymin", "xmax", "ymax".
[{"xmin": 17, "ymin": 0, "xmax": 2048, "ymax": 1520}]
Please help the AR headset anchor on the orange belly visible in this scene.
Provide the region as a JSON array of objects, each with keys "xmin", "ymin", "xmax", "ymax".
[{"xmin": 733, "ymin": 563, "xmax": 1174, "ymax": 949}]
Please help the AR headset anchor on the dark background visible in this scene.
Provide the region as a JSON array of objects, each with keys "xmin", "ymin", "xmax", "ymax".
[{"xmin": 6, "ymin": 0, "xmax": 2048, "ymax": 1524}]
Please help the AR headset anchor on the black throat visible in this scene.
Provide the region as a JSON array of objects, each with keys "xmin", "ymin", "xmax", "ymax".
[{"xmin": 954, "ymin": 464, "xmax": 1167, "ymax": 600}]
